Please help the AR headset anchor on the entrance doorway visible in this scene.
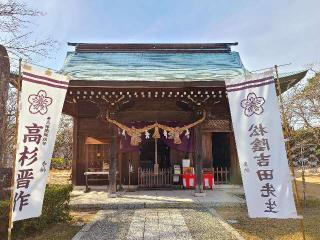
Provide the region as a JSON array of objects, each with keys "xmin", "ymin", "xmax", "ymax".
[
  {"xmin": 139, "ymin": 139, "xmax": 170, "ymax": 169},
  {"xmin": 212, "ymin": 132, "xmax": 231, "ymax": 184},
  {"xmin": 212, "ymin": 132, "xmax": 230, "ymax": 168},
  {"xmin": 138, "ymin": 139, "xmax": 171, "ymax": 188}
]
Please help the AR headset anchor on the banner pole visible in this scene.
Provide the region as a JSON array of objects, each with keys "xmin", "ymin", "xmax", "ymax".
[
  {"xmin": 7, "ymin": 58, "xmax": 22, "ymax": 240},
  {"xmin": 274, "ymin": 65, "xmax": 306, "ymax": 240}
]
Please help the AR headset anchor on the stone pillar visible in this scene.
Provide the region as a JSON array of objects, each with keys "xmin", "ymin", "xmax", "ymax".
[
  {"xmin": 194, "ymin": 125, "xmax": 204, "ymax": 195},
  {"xmin": 109, "ymin": 122, "xmax": 118, "ymax": 196},
  {"xmin": 0, "ymin": 45, "xmax": 10, "ymax": 166}
]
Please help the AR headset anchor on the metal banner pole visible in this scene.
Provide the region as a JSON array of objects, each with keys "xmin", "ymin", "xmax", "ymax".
[
  {"xmin": 274, "ymin": 65, "xmax": 306, "ymax": 240},
  {"xmin": 7, "ymin": 58, "xmax": 22, "ymax": 240}
]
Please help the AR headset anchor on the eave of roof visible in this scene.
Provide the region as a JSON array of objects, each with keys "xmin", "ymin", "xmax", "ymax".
[
  {"xmin": 68, "ymin": 42, "xmax": 239, "ymax": 53},
  {"xmin": 67, "ymin": 70, "xmax": 308, "ymax": 95}
]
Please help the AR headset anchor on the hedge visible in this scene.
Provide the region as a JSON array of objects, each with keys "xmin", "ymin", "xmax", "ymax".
[
  {"xmin": 51, "ymin": 158, "xmax": 66, "ymax": 169},
  {"xmin": 0, "ymin": 184, "xmax": 72, "ymax": 239}
]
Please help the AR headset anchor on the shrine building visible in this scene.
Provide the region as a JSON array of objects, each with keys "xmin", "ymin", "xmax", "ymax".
[{"xmin": 60, "ymin": 43, "xmax": 307, "ymax": 193}]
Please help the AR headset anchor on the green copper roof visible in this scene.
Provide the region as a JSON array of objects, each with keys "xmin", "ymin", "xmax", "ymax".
[
  {"xmin": 60, "ymin": 47, "xmax": 307, "ymax": 93},
  {"xmin": 61, "ymin": 51, "xmax": 246, "ymax": 81}
]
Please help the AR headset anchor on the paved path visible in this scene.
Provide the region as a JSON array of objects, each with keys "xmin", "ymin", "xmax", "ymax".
[
  {"xmin": 72, "ymin": 206, "xmax": 243, "ymax": 240},
  {"xmin": 71, "ymin": 189, "xmax": 245, "ymax": 240},
  {"xmin": 127, "ymin": 209, "xmax": 193, "ymax": 240},
  {"xmin": 72, "ymin": 210, "xmax": 134, "ymax": 240}
]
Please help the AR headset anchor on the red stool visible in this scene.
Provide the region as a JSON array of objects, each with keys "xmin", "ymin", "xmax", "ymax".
[
  {"xmin": 203, "ymin": 173, "xmax": 214, "ymax": 189},
  {"xmin": 182, "ymin": 173, "xmax": 196, "ymax": 189}
]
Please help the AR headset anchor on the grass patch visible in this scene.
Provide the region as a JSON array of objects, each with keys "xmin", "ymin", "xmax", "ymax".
[
  {"xmin": 216, "ymin": 203, "xmax": 320, "ymax": 240},
  {"xmin": 23, "ymin": 223, "xmax": 81, "ymax": 240},
  {"xmin": 20, "ymin": 210, "xmax": 97, "ymax": 240}
]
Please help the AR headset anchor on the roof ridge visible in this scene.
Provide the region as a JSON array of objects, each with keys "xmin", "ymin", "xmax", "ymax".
[{"xmin": 68, "ymin": 43, "xmax": 238, "ymax": 53}]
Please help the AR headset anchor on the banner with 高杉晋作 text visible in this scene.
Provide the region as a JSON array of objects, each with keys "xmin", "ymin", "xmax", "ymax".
[{"xmin": 11, "ymin": 63, "xmax": 69, "ymax": 221}]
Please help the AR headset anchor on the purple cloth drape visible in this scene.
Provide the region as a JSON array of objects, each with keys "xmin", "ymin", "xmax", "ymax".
[{"xmin": 118, "ymin": 121, "xmax": 194, "ymax": 153}]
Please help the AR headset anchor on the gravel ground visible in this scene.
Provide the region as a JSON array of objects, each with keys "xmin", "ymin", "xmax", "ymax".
[{"xmin": 48, "ymin": 169, "xmax": 71, "ymax": 185}]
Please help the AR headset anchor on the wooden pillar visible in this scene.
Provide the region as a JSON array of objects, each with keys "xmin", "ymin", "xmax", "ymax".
[
  {"xmin": 72, "ymin": 116, "xmax": 78, "ymax": 185},
  {"xmin": 230, "ymin": 133, "xmax": 241, "ymax": 184},
  {"xmin": 109, "ymin": 122, "xmax": 118, "ymax": 195},
  {"xmin": 194, "ymin": 125, "xmax": 204, "ymax": 193},
  {"xmin": 202, "ymin": 132, "xmax": 212, "ymax": 168},
  {"xmin": 118, "ymin": 138, "xmax": 122, "ymax": 189}
]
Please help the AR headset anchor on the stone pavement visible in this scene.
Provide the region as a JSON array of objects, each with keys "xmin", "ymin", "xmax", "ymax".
[
  {"xmin": 127, "ymin": 209, "xmax": 193, "ymax": 240},
  {"xmin": 71, "ymin": 188, "xmax": 246, "ymax": 240},
  {"xmin": 72, "ymin": 206, "xmax": 244, "ymax": 240},
  {"xmin": 72, "ymin": 209, "xmax": 134, "ymax": 240},
  {"xmin": 70, "ymin": 186, "xmax": 245, "ymax": 209}
]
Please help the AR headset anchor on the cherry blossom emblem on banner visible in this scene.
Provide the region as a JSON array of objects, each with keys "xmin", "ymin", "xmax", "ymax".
[
  {"xmin": 28, "ymin": 90, "xmax": 53, "ymax": 115},
  {"xmin": 240, "ymin": 92, "xmax": 265, "ymax": 117}
]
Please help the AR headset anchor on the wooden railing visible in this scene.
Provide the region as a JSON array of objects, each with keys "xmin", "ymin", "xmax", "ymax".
[
  {"xmin": 213, "ymin": 167, "xmax": 230, "ymax": 184},
  {"xmin": 138, "ymin": 168, "xmax": 172, "ymax": 189},
  {"xmin": 204, "ymin": 167, "xmax": 230, "ymax": 184},
  {"xmin": 138, "ymin": 167, "xmax": 230, "ymax": 188}
]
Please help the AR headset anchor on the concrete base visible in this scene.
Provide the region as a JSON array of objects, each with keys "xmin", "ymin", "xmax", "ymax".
[
  {"xmin": 194, "ymin": 192, "xmax": 206, "ymax": 197},
  {"xmin": 72, "ymin": 184, "xmax": 241, "ymax": 191},
  {"xmin": 70, "ymin": 188, "xmax": 245, "ymax": 210}
]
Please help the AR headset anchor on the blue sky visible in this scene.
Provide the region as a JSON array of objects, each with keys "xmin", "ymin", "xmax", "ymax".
[{"xmin": 24, "ymin": 0, "xmax": 320, "ymax": 73}]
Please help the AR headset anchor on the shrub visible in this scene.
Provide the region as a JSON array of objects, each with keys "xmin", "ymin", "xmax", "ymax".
[
  {"xmin": 0, "ymin": 200, "xmax": 10, "ymax": 235},
  {"xmin": 316, "ymin": 148, "xmax": 320, "ymax": 156},
  {"xmin": 0, "ymin": 184, "xmax": 72, "ymax": 239},
  {"xmin": 51, "ymin": 157, "xmax": 66, "ymax": 169}
]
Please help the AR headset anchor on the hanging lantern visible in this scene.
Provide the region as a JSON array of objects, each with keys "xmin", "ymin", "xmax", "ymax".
[{"xmin": 153, "ymin": 126, "xmax": 161, "ymax": 139}]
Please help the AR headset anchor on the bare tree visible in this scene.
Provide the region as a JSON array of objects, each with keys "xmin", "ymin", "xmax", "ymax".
[
  {"xmin": 284, "ymin": 72, "xmax": 320, "ymax": 145},
  {"xmin": 283, "ymin": 69, "xmax": 320, "ymax": 171},
  {"xmin": 2, "ymin": 85, "xmax": 18, "ymax": 167},
  {"xmin": 0, "ymin": 1, "xmax": 57, "ymax": 168},
  {"xmin": 53, "ymin": 115, "xmax": 73, "ymax": 168},
  {"xmin": 0, "ymin": 0, "xmax": 57, "ymax": 61}
]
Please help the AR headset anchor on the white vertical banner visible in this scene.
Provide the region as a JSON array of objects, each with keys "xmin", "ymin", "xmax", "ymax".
[
  {"xmin": 226, "ymin": 71, "xmax": 298, "ymax": 218},
  {"xmin": 12, "ymin": 63, "xmax": 70, "ymax": 221}
]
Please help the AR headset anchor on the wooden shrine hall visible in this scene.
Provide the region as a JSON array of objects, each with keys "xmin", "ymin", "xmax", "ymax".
[{"xmin": 60, "ymin": 43, "xmax": 307, "ymax": 194}]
